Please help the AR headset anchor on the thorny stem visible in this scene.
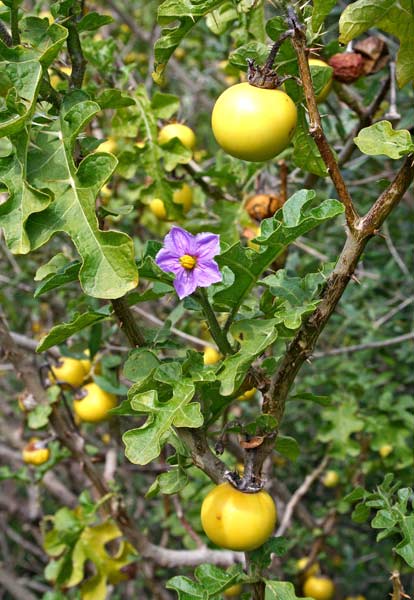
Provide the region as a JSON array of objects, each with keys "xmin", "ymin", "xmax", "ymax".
[
  {"xmin": 197, "ymin": 288, "xmax": 234, "ymax": 356},
  {"xmin": 10, "ymin": 2, "xmax": 20, "ymax": 46},
  {"xmin": 111, "ymin": 297, "xmax": 146, "ymax": 347},
  {"xmin": 65, "ymin": 16, "xmax": 86, "ymax": 89},
  {"xmin": 287, "ymin": 7, "xmax": 359, "ymax": 230}
]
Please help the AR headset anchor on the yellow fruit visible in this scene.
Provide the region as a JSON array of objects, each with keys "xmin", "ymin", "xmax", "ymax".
[
  {"xmin": 308, "ymin": 58, "xmax": 333, "ymax": 104},
  {"xmin": 158, "ymin": 123, "xmax": 196, "ymax": 150},
  {"xmin": 345, "ymin": 596, "xmax": 366, "ymax": 600},
  {"xmin": 101, "ymin": 433, "xmax": 111, "ymax": 444},
  {"xmin": 50, "ymin": 357, "xmax": 89, "ymax": 388},
  {"xmin": 174, "ymin": 47, "xmax": 186, "ymax": 60},
  {"xmin": 22, "ymin": 438, "xmax": 50, "ymax": 466},
  {"xmin": 224, "ymin": 583, "xmax": 242, "ymax": 597},
  {"xmin": 203, "ymin": 346, "xmax": 221, "ymax": 365},
  {"xmin": 201, "ymin": 482, "xmax": 277, "ymax": 551},
  {"xmin": 303, "ymin": 576, "xmax": 335, "ymax": 600},
  {"xmin": 173, "ymin": 183, "xmax": 193, "ymax": 213},
  {"xmin": 211, "ymin": 82, "xmax": 297, "ymax": 162},
  {"xmin": 39, "ymin": 10, "xmax": 53, "ymax": 22},
  {"xmin": 322, "ymin": 470, "xmax": 340, "ymax": 488},
  {"xmin": 73, "ymin": 383, "xmax": 117, "ymax": 423},
  {"xmin": 96, "ymin": 138, "xmax": 117, "ymax": 154},
  {"xmin": 296, "ymin": 557, "xmax": 320, "ymax": 578},
  {"xmin": 379, "ymin": 444, "xmax": 393, "ymax": 458},
  {"xmin": 149, "ymin": 198, "xmax": 167, "ymax": 220},
  {"xmin": 119, "ymin": 23, "xmax": 130, "ymax": 34},
  {"xmin": 237, "ymin": 387, "xmax": 257, "ymax": 401}
]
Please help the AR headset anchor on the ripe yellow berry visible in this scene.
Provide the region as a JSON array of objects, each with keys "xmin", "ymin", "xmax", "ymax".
[
  {"xmin": 149, "ymin": 198, "xmax": 167, "ymax": 220},
  {"xmin": 22, "ymin": 438, "xmax": 50, "ymax": 466},
  {"xmin": 203, "ymin": 346, "xmax": 221, "ymax": 365}
]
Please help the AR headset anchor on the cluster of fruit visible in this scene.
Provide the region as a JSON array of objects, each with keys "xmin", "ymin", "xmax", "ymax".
[{"xmin": 22, "ymin": 356, "xmax": 117, "ymax": 466}]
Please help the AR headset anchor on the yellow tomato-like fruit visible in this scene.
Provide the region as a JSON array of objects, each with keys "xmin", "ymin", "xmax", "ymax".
[
  {"xmin": 237, "ymin": 387, "xmax": 257, "ymax": 401},
  {"xmin": 308, "ymin": 58, "xmax": 333, "ymax": 104},
  {"xmin": 96, "ymin": 138, "xmax": 117, "ymax": 154},
  {"xmin": 149, "ymin": 198, "xmax": 167, "ymax": 220},
  {"xmin": 73, "ymin": 383, "xmax": 117, "ymax": 423},
  {"xmin": 379, "ymin": 444, "xmax": 393, "ymax": 458},
  {"xmin": 296, "ymin": 557, "xmax": 320, "ymax": 578},
  {"xmin": 158, "ymin": 123, "xmax": 196, "ymax": 150},
  {"xmin": 173, "ymin": 183, "xmax": 193, "ymax": 214},
  {"xmin": 224, "ymin": 583, "xmax": 242, "ymax": 597},
  {"xmin": 174, "ymin": 47, "xmax": 186, "ymax": 60},
  {"xmin": 322, "ymin": 470, "xmax": 340, "ymax": 488},
  {"xmin": 203, "ymin": 346, "xmax": 222, "ymax": 365},
  {"xmin": 345, "ymin": 596, "xmax": 366, "ymax": 600},
  {"xmin": 303, "ymin": 576, "xmax": 335, "ymax": 600},
  {"xmin": 201, "ymin": 482, "xmax": 277, "ymax": 551},
  {"xmin": 50, "ymin": 357, "xmax": 89, "ymax": 387},
  {"xmin": 211, "ymin": 82, "xmax": 297, "ymax": 162},
  {"xmin": 22, "ymin": 438, "xmax": 50, "ymax": 466}
]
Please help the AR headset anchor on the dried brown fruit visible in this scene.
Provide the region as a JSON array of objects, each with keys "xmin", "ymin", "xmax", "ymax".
[
  {"xmin": 245, "ymin": 193, "xmax": 282, "ymax": 221},
  {"xmin": 328, "ymin": 52, "xmax": 364, "ymax": 83},
  {"xmin": 354, "ymin": 36, "xmax": 390, "ymax": 75}
]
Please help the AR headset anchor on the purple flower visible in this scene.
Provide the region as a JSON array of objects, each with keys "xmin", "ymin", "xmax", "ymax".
[{"xmin": 155, "ymin": 226, "xmax": 222, "ymax": 299}]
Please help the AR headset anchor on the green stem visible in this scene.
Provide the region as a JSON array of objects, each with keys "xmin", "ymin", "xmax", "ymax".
[
  {"xmin": 66, "ymin": 19, "xmax": 86, "ymax": 89},
  {"xmin": 10, "ymin": 2, "xmax": 20, "ymax": 45},
  {"xmin": 197, "ymin": 289, "xmax": 233, "ymax": 355}
]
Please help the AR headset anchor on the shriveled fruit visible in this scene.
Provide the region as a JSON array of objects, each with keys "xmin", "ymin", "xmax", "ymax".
[
  {"xmin": 245, "ymin": 193, "xmax": 282, "ymax": 221},
  {"xmin": 22, "ymin": 438, "xmax": 50, "ymax": 466}
]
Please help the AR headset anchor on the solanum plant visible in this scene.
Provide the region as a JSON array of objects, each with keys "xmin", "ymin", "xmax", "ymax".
[{"xmin": 0, "ymin": 1, "xmax": 413, "ymax": 599}]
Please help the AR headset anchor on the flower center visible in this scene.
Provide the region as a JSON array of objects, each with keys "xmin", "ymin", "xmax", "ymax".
[{"xmin": 179, "ymin": 254, "xmax": 197, "ymax": 270}]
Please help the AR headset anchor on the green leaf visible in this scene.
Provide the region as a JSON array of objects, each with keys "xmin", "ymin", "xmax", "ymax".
[
  {"xmin": 352, "ymin": 502, "xmax": 371, "ymax": 523},
  {"xmin": 97, "ymin": 89, "xmax": 135, "ymax": 110},
  {"xmin": 265, "ymin": 580, "xmax": 312, "ymax": 599},
  {"xmin": 157, "ymin": 467, "xmax": 189, "ymax": 495},
  {"xmin": 123, "ymin": 381, "xmax": 202, "ymax": 465},
  {"xmin": 275, "ymin": 436, "xmax": 300, "ymax": 461},
  {"xmin": 151, "ymin": 92, "xmax": 180, "ymax": 119},
  {"xmin": 77, "ymin": 12, "xmax": 113, "ymax": 32},
  {"xmin": 0, "ymin": 465, "xmax": 30, "ymax": 482},
  {"xmin": 228, "ymin": 41, "xmax": 269, "ymax": 71},
  {"xmin": 318, "ymin": 397, "xmax": 364, "ymax": 457},
  {"xmin": 339, "ymin": 0, "xmax": 414, "ymax": 87},
  {"xmin": 154, "ymin": 0, "xmax": 226, "ymax": 81},
  {"xmin": 312, "ymin": 0, "xmax": 338, "ymax": 31},
  {"xmin": 206, "ymin": 3, "xmax": 238, "ymax": 35},
  {"xmin": 354, "ymin": 121, "xmax": 414, "ymax": 159},
  {"xmin": 250, "ymin": 538, "xmax": 288, "ymax": 571},
  {"xmin": 290, "ymin": 392, "xmax": 331, "ymax": 406},
  {"xmin": 123, "ymin": 349, "xmax": 160, "ymax": 383},
  {"xmin": 34, "ymin": 261, "xmax": 80, "ymax": 297},
  {"xmin": 167, "ymin": 563, "xmax": 244, "ymax": 600},
  {"xmin": 395, "ymin": 515, "xmax": 414, "ymax": 567},
  {"xmin": 215, "ymin": 190, "xmax": 343, "ymax": 311},
  {"xmin": 27, "ymin": 403, "xmax": 52, "ymax": 429},
  {"xmin": 292, "ymin": 108, "xmax": 328, "ymax": 177},
  {"xmin": 25, "ymin": 97, "xmax": 138, "ymax": 298},
  {"xmin": 218, "ymin": 319, "xmax": 279, "ymax": 396},
  {"xmin": 36, "ymin": 307, "xmax": 111, "ymax": 352}
]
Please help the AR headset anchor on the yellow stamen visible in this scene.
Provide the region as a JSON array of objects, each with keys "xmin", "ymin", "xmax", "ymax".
[{"xmin": 179, "ymin": 254, "xmax": 197, "ymax": 270}]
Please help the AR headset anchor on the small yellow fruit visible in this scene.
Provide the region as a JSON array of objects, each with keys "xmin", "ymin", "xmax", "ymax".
[
  {"xmin": 158, "ymin": 123, "xmax": 196, "ymax": 150},
  {"xmin": 149, "ymin": 198, "xmax": 167, "ymax": 220},
  {"xmin": 96, "ymin": 138, "xmax": 117, "ymax": 154},
  {"xmin": 345, "ymin": 596, "xmax": 366, "ymax": 600},
  {"xmin": 296, "ymin": 557, "xmax": 320, "ymax": 578},
  {"xmin": 101, "ymin": 433, "xmax": 111, "ymax": 444},
  {"xmin": 173, "ymin": 183, "xmax": 193, "ymax": 214},
  {"xmin": 50, "ymin": 357, "xmax": 89, "ymax": 388},
  {"xmin": 237, "ymin": 387, "xmax": 257, "ymax": 401},
  {"xmin": 203, "ymin": 346, "xmax": 221, "ymax": 365},
  {"xmin": 308, "ymin": 58, "xmax": 333, "ymax": 104},
  {"xmin": 379, "ymin": 444, "xmax": 393, "ymax": 458},
  {"xmin": 73, "ymin": 383, "xmax": 117, "ymax": 423},
  {"xmin": 303, "ymin": 576, "xmax": 335, "ymax": 600},
  {"xmin": 119, "ymin": 23, "xmax": 130, "ymax": 34},
  {"xmin": 22, "ymin": 438, "xmax": 50, "ymax": 466},
  {"xmin": 322, "ymin": 470, "xmax": 340, "ymax": 488},
  {"xmin": 224, "ymin": 583, "xmax": 242, "ymax": 597},
  {"xmin": 174, "ymin": 47, "xmax": 186, "ymax": 60}
]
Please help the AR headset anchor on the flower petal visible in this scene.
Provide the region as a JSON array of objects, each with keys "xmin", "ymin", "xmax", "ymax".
[
  {"xmin": 194, "ymin": 232, "xmax": 221, "ymax": 260},
  {"xmin": 165, "ymin": 226, "xmax": 196, "ymax": 256},
  {"xmin": 194, "ymin": 259, "xmax": 222, "ymax": 288},
  {"xmin": 174, "ymin": 268, "xmax": 198, "ymax": 299},
  {"xmin": 155, "ymin": 248, "xmax": 182, "ymax": 274}
]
